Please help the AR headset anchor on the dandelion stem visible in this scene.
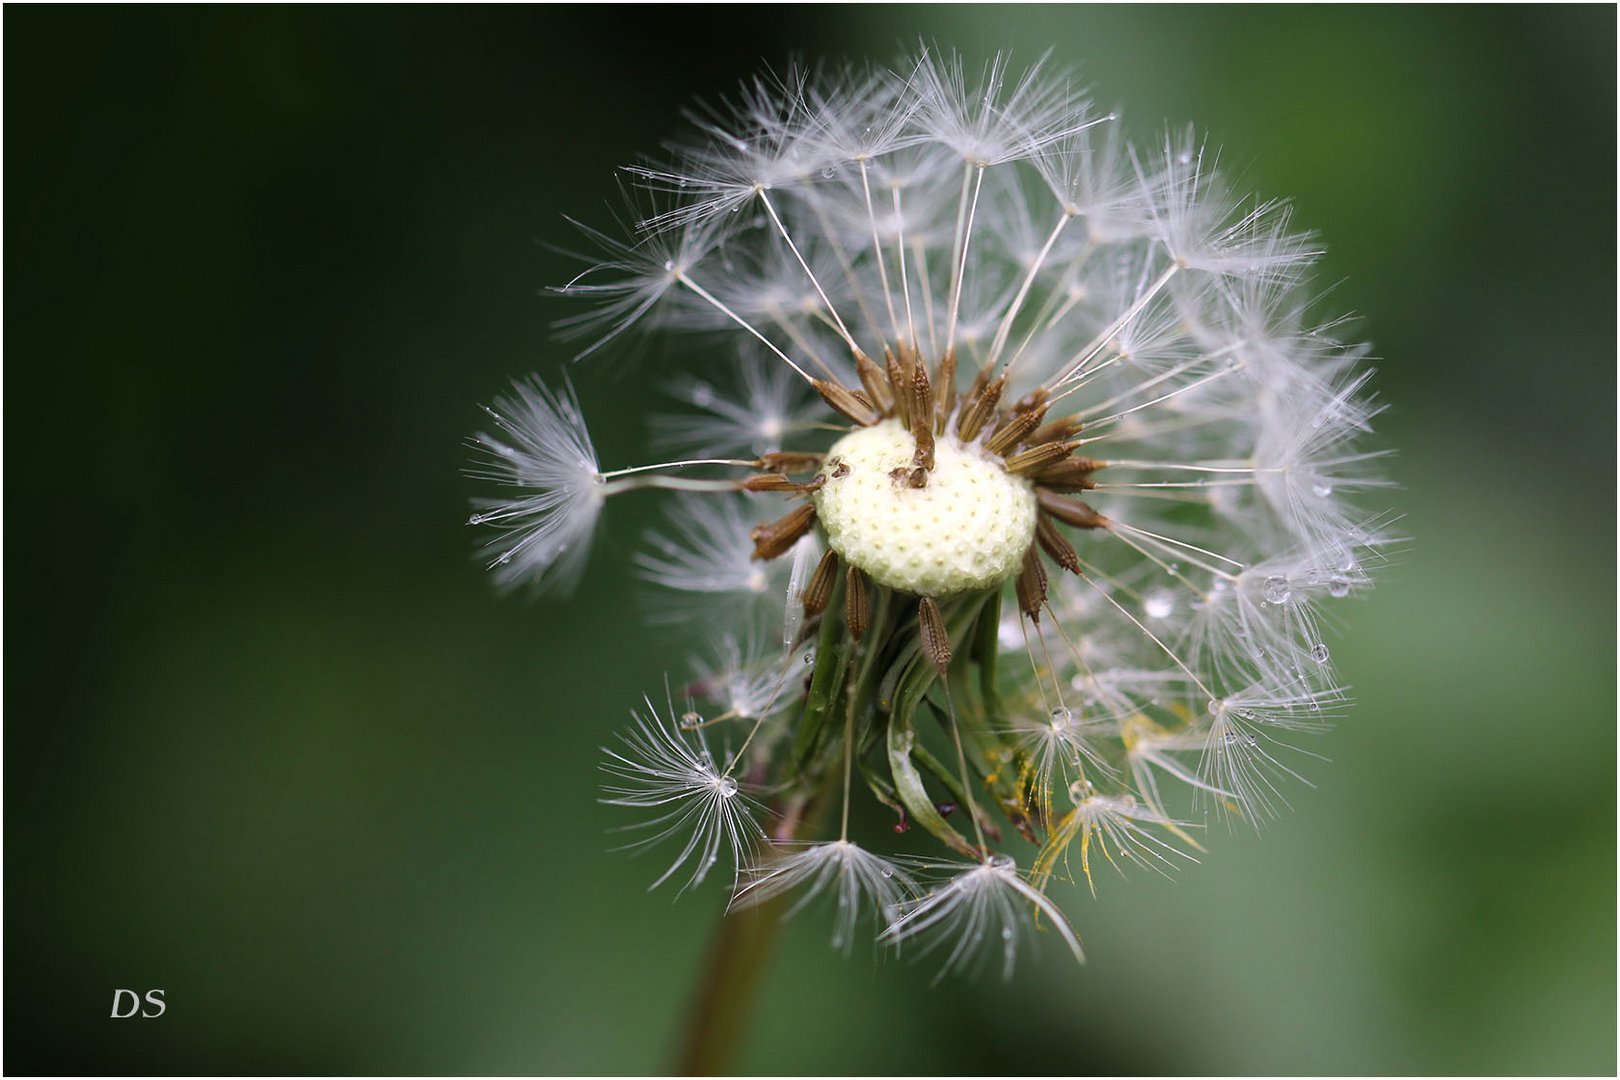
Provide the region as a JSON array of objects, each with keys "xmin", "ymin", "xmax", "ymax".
[
  {"xmin": 672, "ymin": 881, "xmax": 787, "ymax": 1076},
  {"xmin": 672, "ymin": 783, "xmax": 832, "ymax": 1077}
]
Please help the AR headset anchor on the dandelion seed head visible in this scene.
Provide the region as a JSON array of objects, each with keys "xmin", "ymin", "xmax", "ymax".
[
  {"xmin": 466, "ymin": 377, "xmax": 604, "ymax": 595},
  {"xmin": 471, "ymin": 47, "xmax": 1392, "ymax": 977}
]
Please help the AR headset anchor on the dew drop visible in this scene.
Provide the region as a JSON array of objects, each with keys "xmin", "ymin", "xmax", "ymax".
[
  {"xmin": 1001, "ymin": 926, "xmax": 1016, "ymax": 942},
  {"xmin": 679, "ymin": 711, "xmax": 703, "ymax": 730},
  {"xmin": 1208, "ymin": 698, "xmax": 1222, "ymax": 715},
  {"xmin": 1143, "ymin": 589, "xmax": 1175, "ymax": 619},
  {"xmin": 802, "ymin": 650, "xmax": 816, "ymax": 666},
  {"xmin": 1176, "ymin": 151, "xmax": 1192, "ymax": 165},
  {"xmin": 987, "ymin": 853, "xmax": 1017, "ymax": 872},
  {"xmin": 1264, "ymin": 575, "xmax": 1291, "ymax": 605},
  {"xmin": 718, "ymin": 776, "xmax": 739, "ymax": 798},
  {"xmin": 880, "ymin": 867, "xmax": 894, "ymax": 879},
  {"xmin": 1310, "ymin": 643, "xmax": 1330, "ymax": 664},
  {"xmin": 467, "ymin": 513, "xmax": 485, "ymax": 525},
  {"xmin": 1328, "ymin": 576, "xmax": 1351, "ymax": 598},
  {"xmin": 1068, "ymin": 779, "xmax": 1095, "ymax": 802},
  {"xmin": 1311, "ymin": 480, "xmax": 1333, "ymax": 498}
]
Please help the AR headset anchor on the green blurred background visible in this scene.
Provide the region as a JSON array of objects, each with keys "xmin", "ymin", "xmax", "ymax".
[{"xmin": 5, "ymin": 6, "xmax": 1614, "ymax": 1075}]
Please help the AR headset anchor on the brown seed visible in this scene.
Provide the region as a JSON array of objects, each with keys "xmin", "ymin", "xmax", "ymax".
[
  {"xmin": 918, "ymin": 596, "xmax": 952, "ymax": 676},
  {"xmin": 1036, "ymin": 514, "xmax": 1082, "ymax": 574},
  {"xmin": 801, "ymin": 549, "xmax": 839, "ymax": 617},
  {"xmin": 986, "ymin": 406, "xmax": 1048, "ymax": 456},
  {"xmin": 956, "ymin": 372, "xmax": 1006, "ymax": 443},
  {"xmin": 1013, "ymin": 388, "xmax": 1050, "ymax": 414},
  {"xmin": 740, "ymin": 472, "xmax": 824, "ymax": 493},
  {"xmin": 1026, "ymin": 416, "xmax": 1085, "ymax": 447},
  {"xmin": 1033, "ymin": 456, "xmax": 1104, "ymax": 491},
  {"xmin": 844, "ymin": 566, "xmax": 870, "ymax": 641},
  {"xmin": 934, "ymin": 347, "xmax": 957, "ymax": 420},
  {"xmin": 813, "ymin": 379, "xmax": 881, "ymax": 427},
  {"xmin": 854, "ymin": 349, "xmax": 894, "ymax": 413},
  {"xmin": 1005, "ymin": 439, "xmax": 1080, "ymax": 476},
  {"xmin": 750, "ymin": 503, "xmax": 818, "ymax": 560},
  {"xmin": 759, "ymin": 451, "xmax": 825, "ymax": 474},
  {"xmin": 909, "ymin": 363, "xmax": 935, "ymax": 470},
  {"xmin": 1037, "ymin": 489, "xmax": 1108, "ymax": 529},
  {"xmin": 885, "ymin": 347, "xmax": 911, "ymax": 427},
  {"xmin": 1016, "ymin": 546, "xmax": 1049, "ymax": 621}
]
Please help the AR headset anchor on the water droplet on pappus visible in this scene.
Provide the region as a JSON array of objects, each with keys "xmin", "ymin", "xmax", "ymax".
[{"xmin": 1264, "ymin": 575, "xmax": 1291, "ymax": 605}]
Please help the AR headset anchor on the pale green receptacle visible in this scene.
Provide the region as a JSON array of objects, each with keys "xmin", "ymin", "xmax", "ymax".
[{"xmin": 812, "ymin": 420, "xmax": 1037, "ymax": 596}]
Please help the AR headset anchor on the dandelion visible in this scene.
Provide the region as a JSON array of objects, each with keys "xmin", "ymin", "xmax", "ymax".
[
  {"xmin": 600, "ymin": 694, "xmax": 767, "ymax": 894},
  {"xmin": 469, "ymin": 47, "xmax": 1391, "ymax": 995},
  {"xmin": 882, "ymin": 854, "xmax": 1086, "ymax": 981},
  {"xmin": 733, "ymin": 840, "xmax": 917, "ymax": 954}
]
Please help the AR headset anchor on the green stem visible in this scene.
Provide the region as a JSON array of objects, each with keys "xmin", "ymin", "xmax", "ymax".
[
  {"xmin": 672, "ymin": 892, "xmax": 790, "ymax": 1076},
  {"xmin": 676, "ymin": 606, "xmax": 853, "ymax": 1075}
]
